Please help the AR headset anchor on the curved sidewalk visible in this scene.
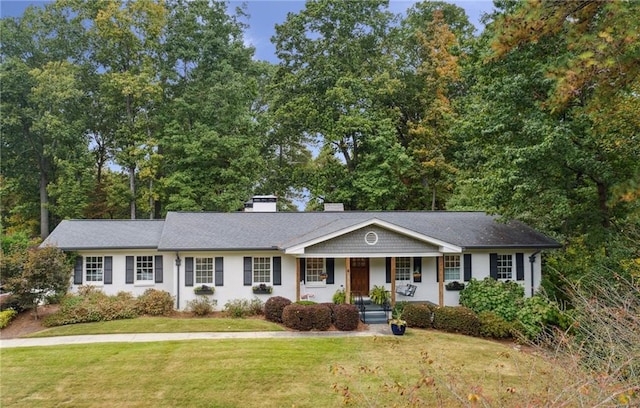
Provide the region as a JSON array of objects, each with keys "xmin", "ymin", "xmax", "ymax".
[{"xmin": 0, "ymin": 324, "xmax": 392, "ymax": 349}]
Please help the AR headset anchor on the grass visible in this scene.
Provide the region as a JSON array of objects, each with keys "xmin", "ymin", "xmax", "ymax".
[
  {"xmin": 1, "ymin": 329, "xmax": 564, "ymax": 407},
  {"xmin": 26, "ymin": 317, "xmax": 284, "ymax": 338}
]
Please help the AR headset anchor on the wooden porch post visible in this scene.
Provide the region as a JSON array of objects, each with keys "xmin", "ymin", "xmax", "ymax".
[
  {"xmin": 295, "ymin": 258, "xmax": 300, "ymax": 302},
  {"xmin": 345, "ymin": 257, "xmax": 351, "ymax": 304},
  {"xmin": 438, "ymin": 255, "xmax": 444, "ymax": 306},
  {"xmin": 391, "ymin": 256, "xmax": 396, "ymax": 306}
]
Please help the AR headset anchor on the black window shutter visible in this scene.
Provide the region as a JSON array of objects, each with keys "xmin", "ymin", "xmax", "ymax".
[
  {"xmin": 385, "ymin": 257, "xmax": 392, "ymax": 283},
  {"xmin": 413, "ymin": 257, "xmax": 422, "ymax": 283},
  {"xmin": 126, "ymin": 256, "xmax": 134, "ymax": 284},
  {"xmin": 185, "ymin": 257, "xmax": 194, "ymax": 287},
  {"xmin": 326, "ymin": 258, "xmax": 334, "ymax": 284},
  {"xmin": 489, "ymin": 253, "xmax": 498, "ymax": 279},
  {"xmin": 215, "ymin": 257, "xmax": 224, "ymax": 286},
  {"xmin": 273, "ymin": 256, "xmax": 282, "ymax": 285},
  {"xmin": 155, "ymin": 255, "xmax": 163, "ymax": 283},
  {"xmin": 104, "ymin": 256, "xmax": 113, "ymax": 284},
  {"xmin": 463, "ymin": 254, "xmax": 472, "ymax": 282},
  {"xmin": 243, "ymin": 257, "xmax": 252, "ymax": 286},
  {"xmin": 516, "ymin": 253, "xmax": 525, "ymax": 281},
  {"xmin": 436, "ymin": 257, "xmax": 440, "ymax": 282},
  {"xmin": 300, "ymin": 258, "xmax": 306, "ymax": 283},
  {"xmin": 74, "ymin": 256, "xmax": 83, "ymax": 285}
]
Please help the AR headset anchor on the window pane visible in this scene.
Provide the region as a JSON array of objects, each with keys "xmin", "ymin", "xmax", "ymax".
[
  {"xmin": 253, "ymin": 257, "xmax": 271, "ymax": 283},
  {"xmin": 497, "ymin": 254, "xmax": 512, "ymax": 280},
  {"xmin": 136, "ymin": 256, "xmax": 154, "ymax": 281},
  {"xmin": 86, "ymin": 256, "xmax": 103, "ymax": 282},
  {"xmin": 306, "ymin": 258, "xmax": 324, "ymax": 282},
  {"xmin": 195, "ymin": 258, "xmax": 214, "ymax": 284},
  {"xmin": 444, "ymin": 255, "xmax": 461, "ymax": 281},
  {"xmin": 395, "ymin": 257, "xmax": 411, "ymax": 281}
]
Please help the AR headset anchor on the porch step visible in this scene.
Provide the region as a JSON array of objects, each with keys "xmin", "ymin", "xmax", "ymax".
[{"xmin": 359, "ymin": 309, "xmax": 388, "ymax": 324}]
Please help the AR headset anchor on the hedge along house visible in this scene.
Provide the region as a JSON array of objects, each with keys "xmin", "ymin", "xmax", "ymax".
[{"xmin": 41, "ymin": 197, "xmax": 561, "ymax": 310}]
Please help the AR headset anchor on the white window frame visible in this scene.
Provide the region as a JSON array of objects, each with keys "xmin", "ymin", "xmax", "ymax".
[
  {"xmin": 195, "ymin": 257, "xmax": 214, "ymax": 285},
  {"xmin": 444, "ymin": 255, "xmax": 461, "ymax": 281},
  {"xmin": 136, "ymin": 255, "xmax": 154, "ymax": 282},
  {"xmin": 305, "ymin": 258, "xmax": 326, "ymax": 285},
  {"xmin": 85, "ymin": 256, "xmax": 103, "ymax": 283},
  {"xmin": 395, "ymin": 257, "xmax": 411, "ymax": 281},
  {"xmin": 496, "ymin": 254, "xmax": 513, "ymax": 280},
  {"xmin": 253, "ymin": 257, "xmax": 271, "ymax": 284}
]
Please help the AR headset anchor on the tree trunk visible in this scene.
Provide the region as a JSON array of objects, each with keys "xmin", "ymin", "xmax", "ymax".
[
  {"xmin": 129, "ymin": 165, "xmax": 136, "ymax": 219},
  {"xmin": 39, "ymin": 170, "xmax": 49, "ymax": 239}
]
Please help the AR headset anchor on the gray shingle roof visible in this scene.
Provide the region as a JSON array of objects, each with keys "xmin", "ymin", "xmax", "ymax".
[
  {"xmin": 157, "ymin": 211, "xmax": 560, "ymax": 251},
  {"xmin": 42, "ymin": 212, "xmax": 560, "ymax": 252},
  {"xmin": 42, "ymin": 220, "xmax": 165, "ymax": 250}
]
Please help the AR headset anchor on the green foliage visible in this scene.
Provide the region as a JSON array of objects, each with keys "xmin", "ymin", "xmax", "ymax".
[
  {"xmin": 333, "ymin": 304, "xmax": 360, "ymax": 331},
  {"xmin": 459, "ymin": 277, "xmax": 524, "ymax": 321},
  {"xmin": 515, "ymin": 295, "xmax": 561, "ymax": 342},
  {"xmin": 403, "ymin": 303, "xmax": 434, "ymax": 329},
  {"xmin": 369, "ymin": 285, "xmax": 390, "ymax": 306},
  {"xmin": 432, "ymin": 306, "xmax": 480, "ymax": 337},
  {"xmin": 264, "ymin": 296, "xmax": 292, "ymax": 323},
  {"xmin": 478, "ymin": 311, "xmax": 515, "ymax": 339},
  {"xmin": 44, "ymin": 288, "xmax": 139, "ymax": 327},
  {"xmin": 223, "ymin": 298, "xmax": 264, "ymax": 319},
  {"xmin": 6, "ymin": 245, "xmax": 72, "ymax": 318},
  {"xmin": 136, "ymin": 289, "xmax": 175, "ymax": 316},
  {"xmin": 332, "ymin": 288, "xmax": 346, "ymax": 304},
  {"xmin": 0, "ymin": 309, "xmax": 18, "ymax": 329},
  {"xmin": 186, "ymin": 297, "xmax": 217, "ymax": 317}
]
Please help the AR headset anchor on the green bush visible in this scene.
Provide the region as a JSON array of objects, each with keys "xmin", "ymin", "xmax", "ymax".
[
  {"xmin": 187, "ymin": 297, "xmax": 217, "ymax": 316},
  {"xmin": 224, "ymin": 298, "xmax": 263, "ymax": 318},
  {"xmin": 44, "ymin": 289, "xmax": 139, "ymax": 326},
  {"xmin": 296, "ymin": 300, "xmax": 317, "ymax": 305},
  {"xmin": 0, "ymin": 309, "xmax": 17, "ymax": 329},
  {"xmin": 334, "ymin": 304, "xmax": 359, "ymax": 331},
  {"xmin": 433, "ymin": 306, "xmax": 481, "ymax": 337},
  {"xmin": 478, "ymin": 311, "xmax": 515, "ymax": 339},
  {"xmin": 136, "ymin": 289, "xmax": 174, "ymax": 316},
  {"xmin": 264, "ymin": 296, "xmax": 292, "ymax": 323},
  {"xmin": 515, "ymin": 295, "xmax": 561, "ymax": 341},
  {"xmin": 403, "ymin": 303, "xmax": 434, "ymax": 328},
  {"xmin": 459, "ymin": 277, "xmax": 524, "ymax": 321}
]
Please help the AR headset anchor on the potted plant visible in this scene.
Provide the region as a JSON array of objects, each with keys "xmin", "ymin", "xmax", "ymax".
[
  {"xmin": 369, "ymin": 285, "xmax": 390, "ymax": 306},
  {"xmin": 319, "ymin": 272, "xmax": 328, "ymax": 280},
  {"xmin": 412, "ymin": 270, "xmax": 422, "ymax": 279},
  {"xmin": 445, "ymin": 281, "xmax": 465, "ymax": 291},
  {"xmin": 389, "ymin": 305, "xmax": 406, "ymax": 335},
  {"xmin": 252, "ymin": 283, "xmax": 273, "ymax": 294},
  {"xmin": 332, "ymin": 288, "xmax": 346, "ymax": 304},
  {"xmin": 194, "ymin": 285, "xmax": 214, "ymax": 295}
]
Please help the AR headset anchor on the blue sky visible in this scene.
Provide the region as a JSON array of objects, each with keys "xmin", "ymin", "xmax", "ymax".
[{"xmin": 1, "ymin": 0, "xmax": 494, "ymax": 62}]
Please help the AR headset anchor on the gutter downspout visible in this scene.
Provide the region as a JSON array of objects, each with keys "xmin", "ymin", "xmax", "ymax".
[
  {"xmin": 529, "ymin": 250, "xmax": 541, "ymax": 297},
  {"xmin": 175, "ymin": 253, "xmax": 181, "ymax": 310}
]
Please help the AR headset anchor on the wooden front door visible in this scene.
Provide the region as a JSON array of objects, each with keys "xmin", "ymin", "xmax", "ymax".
[{"xmin": 350, "ymin": 258, "xmax": 370, "ymax": 297}]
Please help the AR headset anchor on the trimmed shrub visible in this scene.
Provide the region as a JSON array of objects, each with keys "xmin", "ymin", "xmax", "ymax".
[
  {"xmin": 309, "ymin": 304, "xmax": 331, "ymax": 330},
  {"xmin": 334, "ymin": 303, "xmax": 359, "ymax": 331},
  {"xmin": 264, "ymin": 296, "xmax": 292, "ymax": 323},
  {"xmin": 136, "ymin": 289, "xmax": 174, "ymax": 316},
  {"xmin": 403, "ymin": 303, "xmax": 434, "ymax": 328},
  {"xmin": 478, "ymin": 311, "xmax": 515, "ymax": 339},
  {"xmin": 223, "ymin": 298, "xmax": 263, "ymax": 318},
  {"xmin": 321, "ymin": 302, "xmax": 337, "ymax": 324},
  {"xmin": 0, "ymin": 309, "xmax": 17, "ymax": 329},
  {"xmin": 282, "ymin": 304, "xmax": 314, "ymax": 331},
  {"xmin": 433, "ymin": 306, "xmax": 481, "ymax": 337},
  {"xmin": 459, "ymin": 277, "xmax": 524, "ymax": 321},
  {"xmin": 296, "ymin": 300, "xmax": 317, "ymax": 305},
  {"xmin": 187, "ymin": 297, "xmax": 217, "ymax": 316}
]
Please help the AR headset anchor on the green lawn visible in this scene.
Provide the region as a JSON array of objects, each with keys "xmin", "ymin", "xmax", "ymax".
[
  {"xmin": 26, "ymin": 317, "xmax": 284, "ymax": 337},
  {"xmin": 1, "ymin": 329, "xmax": 564, "ymax": 407}
]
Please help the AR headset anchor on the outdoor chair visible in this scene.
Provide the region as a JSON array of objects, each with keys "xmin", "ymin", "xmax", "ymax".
[{"xmin": 395, "ymin": 284, "xmax": 417, "ymax": 297}]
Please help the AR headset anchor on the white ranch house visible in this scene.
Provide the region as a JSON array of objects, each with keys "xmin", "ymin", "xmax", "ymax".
[{"xmin": 42, "ymin": 197, "xmax": 560, "ymax": 310}]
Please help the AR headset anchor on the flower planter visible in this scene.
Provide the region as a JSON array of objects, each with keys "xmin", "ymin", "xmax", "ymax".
[
  {"xmin": 252, "ymin": 289, "xmax": 272, "ymax": 294},
  {"xmin": 390, "ymin": 323, "xmax": 406, "ymax": 336},
  {"xmin": 445, "ymin": 281, "xmax": 465, "ymax": 291},
  {"xmin": 194, "ymin": 289, "xmax": 214, "ymax": 295}
]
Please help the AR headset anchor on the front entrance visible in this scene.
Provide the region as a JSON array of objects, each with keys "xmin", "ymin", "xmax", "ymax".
[{"xmin": 350, "ymin": 258, "xmax": 369, "ymax": 297}]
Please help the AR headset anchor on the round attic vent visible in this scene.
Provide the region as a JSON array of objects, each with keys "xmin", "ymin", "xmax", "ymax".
[{"xmin": 364, "ymin": 231, "xmax": 378, "ymax": 245}]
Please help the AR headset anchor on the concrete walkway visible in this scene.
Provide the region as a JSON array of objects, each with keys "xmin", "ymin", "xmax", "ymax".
[{"xmin": 0, "ymin": 324, "xmax": 392, "ymax": 349}]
